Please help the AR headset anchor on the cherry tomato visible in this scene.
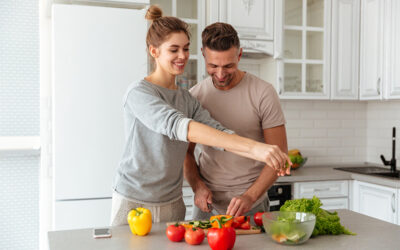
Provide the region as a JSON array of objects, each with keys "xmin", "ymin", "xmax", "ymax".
[
  {"xmin": 253, "ymin": 212, "xmax": 264, "ymax": 226},
  {"xmin": 184, "ymin": 227, "xmax": 205, "ymax": 245},
  {"xmin": 166, "ymin": 224, "xmax": 185, "ymax": 242}
]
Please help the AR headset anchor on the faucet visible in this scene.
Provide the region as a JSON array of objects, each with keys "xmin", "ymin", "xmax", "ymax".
[{"xmin": 380, "ymin": 127, "xmax": 397, "ymax": 172}]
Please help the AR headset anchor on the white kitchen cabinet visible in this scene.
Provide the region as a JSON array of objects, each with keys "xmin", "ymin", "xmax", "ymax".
[
  {"xmin": 359, "ymin": 0, "xmax": 384, "ymax": 100},
  {"xmin": 218, "ymin": 0, "xmax": 274, "ymax": 40},
  {"xmin": 150, "ymin": 0, "xmax": 206, "ymax": 86},
  {"xmin": 208, "ymin": 0, "xmax": 274, "ymax": 55},
  {"xmin": 384, "ymin": 0, "xmax": 400, "ymax": 99},
  {"xmin": 275, "ymin": 0, "xmax": 331, "ymax": 99},
  {"xmin": 359, "ymin": 0, "xmax": 400, "ymax": 100},
  {"xmin": 293, "ymin": 180, "xmax": 349, "ymax": 209},
  {"xmin": 330, "ymin": 0, "xmax": 360, "ymax": 100},
  {"xmin": 398, "ymin": 189, "xmax": 400, "ymax": 225},
  {"xmin": 319, "ymin": 197, "xmax": 349, "ymax": 210},
  {"xmin": 182, "ymin": 186, "xmax": 194, "ymax": 220},
  {"xmin": 352, "ymin": 180, "xmax": 397, "ymax": 224}
]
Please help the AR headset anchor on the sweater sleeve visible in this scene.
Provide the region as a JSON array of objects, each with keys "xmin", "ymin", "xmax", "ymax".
[{"xmin": 125, "ymin": 85, "xmax": 192, "ymax": 142}]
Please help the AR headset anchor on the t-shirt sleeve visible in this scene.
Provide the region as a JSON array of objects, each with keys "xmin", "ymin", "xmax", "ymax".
[
  {"xmin": 190, "ymin": 96, "xmax": 234, "ymax": 134},
  {"xmin": 259, "ymin": 85, "xmax": 286, "ymax": 129},
  {"xmin": 125, "ymin": 85, "xmax": 192, "ymax": 142}
]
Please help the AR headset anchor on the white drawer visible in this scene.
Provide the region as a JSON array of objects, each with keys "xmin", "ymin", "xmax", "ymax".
[
  {"xmin": 185, "ymin": 205, "xmax": 193, "ymax": 221},
  {"xmin": 320, "ymin": 198, "xmax": 349, "ymax": 210},
  {"xmin": 182, "ymin": 187, "xmax": 194, "ymax": 196},
  {"xmin": 294, "ymin": 181, "xmax": 349, "ymax": 199}
]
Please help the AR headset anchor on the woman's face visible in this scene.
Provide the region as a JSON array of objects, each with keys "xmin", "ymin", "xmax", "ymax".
[{"xmin": 152, "ymin": 31, "xmax": 190, "ymax": 76}]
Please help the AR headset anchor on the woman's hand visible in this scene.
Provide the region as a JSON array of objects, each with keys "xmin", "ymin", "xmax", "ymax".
[{"xmin": 251, "ymin": 143, "xmax": 292, "ymax": 176}]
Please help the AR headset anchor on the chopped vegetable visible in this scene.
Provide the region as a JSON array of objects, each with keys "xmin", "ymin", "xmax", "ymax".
[{"xmin": 280, "ymin": 196, "xmax": 356, "ymax": 237}]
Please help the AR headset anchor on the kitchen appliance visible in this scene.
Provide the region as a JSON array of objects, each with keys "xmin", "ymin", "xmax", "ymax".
[
  {"xmin": 52, "ymin": 2, "xmax": 148, "ymax": 230},
  {"xmin": 267, "ymin": 183, "xmax": 292, "ymax": 211}
]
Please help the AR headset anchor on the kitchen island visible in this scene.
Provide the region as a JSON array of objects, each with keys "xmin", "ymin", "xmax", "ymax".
[{"xmin": 48, "ymin": 209, "xmax": 400, "ymax": 250}]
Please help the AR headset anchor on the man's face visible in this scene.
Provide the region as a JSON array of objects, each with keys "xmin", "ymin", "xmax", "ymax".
[{"xmin": 203, "ymin": 47, "xmax": 242, "ymax": 89}]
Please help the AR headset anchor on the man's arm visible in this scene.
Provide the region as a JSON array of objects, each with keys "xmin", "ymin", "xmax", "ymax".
[
  {"xmin": 187, "ymin": 121, "xmax": 289, "ymax": 171},
  {"xmin": 226, "ymin": 125, "xmax": 289, "ymax": 216},
  {"xmin": 183, "ymin": 142, "xmax": 213, "ymax": 212}
]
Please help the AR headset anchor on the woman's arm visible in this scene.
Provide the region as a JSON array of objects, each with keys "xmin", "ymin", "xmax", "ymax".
[{"xmin": 187, "ymin": 121, "xmax": 290, "ymax": 171}]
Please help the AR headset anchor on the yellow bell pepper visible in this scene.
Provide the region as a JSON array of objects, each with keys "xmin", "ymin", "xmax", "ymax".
[
  {"xmin": 210, "ymin": 215, "xmax": 233, "ymax": 228},
  {"xmin": 127, "ymin": 207, "xmax": 152, "ymax": 236}
]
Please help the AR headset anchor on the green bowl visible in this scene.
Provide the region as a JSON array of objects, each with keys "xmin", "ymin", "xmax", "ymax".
[
  {"xmin": 291, "ymin": 157, "xmax": 308, "ymax": 170},
  {"xmin": 262, "ymin": 211, "xmax": 316, "ymax": 245}
]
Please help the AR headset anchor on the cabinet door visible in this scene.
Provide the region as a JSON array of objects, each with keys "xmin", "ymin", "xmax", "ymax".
[
  {"xmin": 183, "ymin": 187, "xmax": 194, "ymax": 220},
  {"xmin": 359, "ymin": 0, "xmax": 384, "ymax": 100},
  {"xmin": 276, "ymin": 0, "xmax": 331, "ymax": 99},
  {"xmin": 219, "ymin": 0, "xmax": 274, "ymax": 40},
  {"xmin": 330, "ymin": 0, "xmax": 360, "ymax": 100},
  {"xmin": 353, "ymin": 181, "xmax": 397, "ymax": 224},
  {"xmin": 384, "ymin": 0, "xmax": 400, "ymax": 99}
]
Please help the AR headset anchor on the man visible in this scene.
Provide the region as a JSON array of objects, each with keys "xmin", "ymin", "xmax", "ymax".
[{"xmin": 184, "ymin": 22, "xmax": 289, "ymax": 219}]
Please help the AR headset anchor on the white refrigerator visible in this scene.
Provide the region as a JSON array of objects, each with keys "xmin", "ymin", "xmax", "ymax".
[{"xmin": 52, "ymin": 2, "xmax": 148, "ymax": 230}]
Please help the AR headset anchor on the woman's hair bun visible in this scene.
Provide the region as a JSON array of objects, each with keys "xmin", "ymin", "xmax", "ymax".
[{"xmin": 145, "ymin": 5, "xmax": 163, "ymax": 21}]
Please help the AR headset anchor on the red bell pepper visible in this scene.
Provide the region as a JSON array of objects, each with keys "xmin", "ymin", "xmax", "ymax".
[{"xmin": 208, "ymin": 217, "xmax": 236, "ymax": 250}]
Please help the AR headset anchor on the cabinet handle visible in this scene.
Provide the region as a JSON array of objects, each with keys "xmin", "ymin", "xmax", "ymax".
[
  {"xmin": 314, "ymin": 188, "xmax": 330, "ymax": 192},
  {"xmin": 279, "ymin": 77, "xmax": 282, "ymax": 95},
  {"xmin": 391, "ymin": 193, "xmax": 395, "ymax": 213},
  {"xmin": 377, "ymin": 78, "xmax": 381, "ymax": 95}
]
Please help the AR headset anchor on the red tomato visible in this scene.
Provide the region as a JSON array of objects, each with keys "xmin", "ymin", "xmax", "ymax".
[
  {"xmin": 253, "ymin": 212, "xmax": 264, "ymax": 226},
  {"xmin": 184, "ymin": 227, "xmax": 205, "ymax": 245},
  {"xmin": 166, "ymin": 224, "xmax": 185, "ymax": 242},
  {"xmin": 207, "ymin": 227, "xmax": 236, "ymax": 250},
  {"xmin": 240, "ymin": 220, "xmax": 251, "ymax": 230}
]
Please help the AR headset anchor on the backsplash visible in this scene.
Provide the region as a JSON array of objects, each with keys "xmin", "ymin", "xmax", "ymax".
[
  {"xmin": 282, "ymin": 100, "xmax": 367, "ymax": 165},
  {"xmin": 366, "ymin": 100, "xmax": 400, "ymax": 165}
]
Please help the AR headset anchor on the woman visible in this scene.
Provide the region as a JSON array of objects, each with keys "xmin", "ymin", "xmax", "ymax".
[{"xmin": 110, "ymin": 5, "xmax": 291, "ymax": 225}]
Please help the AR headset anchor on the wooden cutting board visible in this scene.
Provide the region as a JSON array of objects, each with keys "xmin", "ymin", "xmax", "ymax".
[{"xmin": 165, "ymin": 221, "xmax": 262, "ymax": 235}]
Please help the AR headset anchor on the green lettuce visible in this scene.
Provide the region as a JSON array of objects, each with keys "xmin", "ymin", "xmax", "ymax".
[{"xmin": 280, "ymin": 196, "xmax": 356, "ymax": 237}]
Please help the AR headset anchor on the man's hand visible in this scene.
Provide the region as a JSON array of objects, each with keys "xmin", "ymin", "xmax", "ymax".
[
  {"xmin": 226, "ymin": 194, "xmax": 254, "ymax": 217},
  {"xmin": 194, "ymin": 183, "xmax": 213, "ymax": 212}
]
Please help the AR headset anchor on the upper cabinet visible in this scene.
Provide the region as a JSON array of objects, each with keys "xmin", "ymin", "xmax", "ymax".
[
  {"xmin": 275, "ymin": 0, "xmax": 331, "ymax": 99},
  {"xmin": 359, "ymin": 0, "xmax": 384, "ymax": 100},
  {"xmin": 330, "ymin": 0, "xmax": 360, "ymax": 100},
  {"xmin": 208, "ymin": 0, "xmax": 274, "ymax": 55},
  {"xmin": 150, "ymin": 0, "xmax": 206, "ymax": 87},
  {"xmin": 359, "ymin": 0, "xmax": 400, "ymax": 100},
  {"xmin": 384, "ymin": 0, "xmax": 400, "ymax": 99}
]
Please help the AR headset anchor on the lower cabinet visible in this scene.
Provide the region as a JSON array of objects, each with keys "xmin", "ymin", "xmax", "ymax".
[
  {"xmin": 352, "ymin": 180, "xmax": 398, "ymax": 224},
  {"xmin": 293, "ymin": 180, "xmax": 350, "ymax": 210},
  {"xmin": 182, "ymin": 186, "xmax": 194, "ymax": 221}
]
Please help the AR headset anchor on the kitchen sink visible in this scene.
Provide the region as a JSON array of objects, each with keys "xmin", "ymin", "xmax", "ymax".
[
  {"xmin": 334, "ymin": 167, "xmax": 400, "ymax": 179},
  {"xmin": 373, "ymin": 171, "xmax": 400, "ymax": 178}
]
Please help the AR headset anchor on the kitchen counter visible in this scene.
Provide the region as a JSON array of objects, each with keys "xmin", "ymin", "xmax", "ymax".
[
  {"xmin": 48, "ymin": 209, "xmax": 400, "ymax": 250},
  {"xmin": 276, "ymin": 163, "xmax": 400, "ymax": 188}
]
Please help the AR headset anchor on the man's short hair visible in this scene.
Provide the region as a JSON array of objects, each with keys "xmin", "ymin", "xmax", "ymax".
[{"xmin": 202, "ymin": 22, "xmax": 240, "ymax": 51}]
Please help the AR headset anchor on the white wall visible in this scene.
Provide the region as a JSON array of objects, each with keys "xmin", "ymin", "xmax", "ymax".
[
  {"xmin": 282, "ymin": 100, "xmax": 367, "ymax": 164},
  {"xmin": 366, "ymin": 100, "xmax": 400, "ymax": 164}
]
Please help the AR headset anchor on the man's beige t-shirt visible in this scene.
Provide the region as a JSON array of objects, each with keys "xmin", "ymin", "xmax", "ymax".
[{"xmin": 190, "ymin": 73, "xmax": 286, "ymax": 196}]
